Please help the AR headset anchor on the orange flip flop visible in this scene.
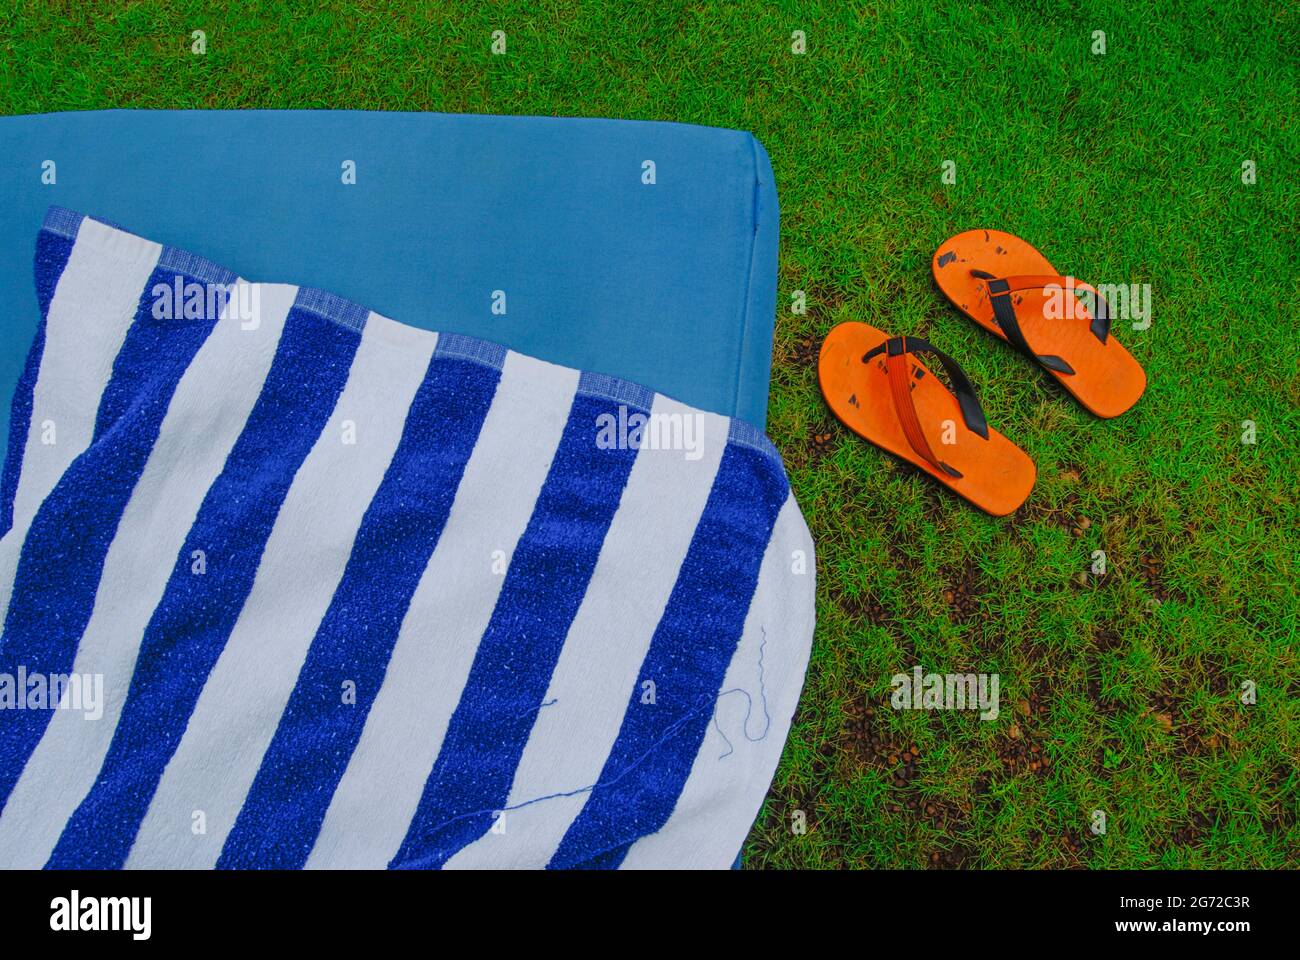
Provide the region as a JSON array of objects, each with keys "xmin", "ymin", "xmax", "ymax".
[
  {"xmin": 932, "ymin": 230, "xmax": 1146, "ymax": 418},
  {"xmin": 819, "ymin": 323, "xmax": 1036, "ymax": 516}
]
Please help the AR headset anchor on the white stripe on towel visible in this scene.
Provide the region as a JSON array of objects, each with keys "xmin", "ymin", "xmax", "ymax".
[
  {"xmin": 0, "ymin": 280, "xmax": 289, "ymax": 868},
  {"xmin": 619, "ymin": 494, "xmax": 815, "ymax": 869},
  {"xmin": 305, "ymin": 351, "xmax": 578, "ymax": 869},
  {"xmin": 126, "ymin": 313, "xmax": 438, "ymax": 869},
  {"xmin": 0, "ymin": 221, "xmax": 161, "ymax": 612},
  {"xmin": 442, "ymin": 396, "xmax": 729, "ymax": 869}
]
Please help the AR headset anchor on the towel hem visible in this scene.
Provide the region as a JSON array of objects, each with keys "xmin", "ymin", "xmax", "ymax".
[{"xmin": 39, "ymin": 206, "xmax": 786, "ymax": 468}]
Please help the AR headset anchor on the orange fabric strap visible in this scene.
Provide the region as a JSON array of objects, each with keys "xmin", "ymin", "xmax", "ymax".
[{"xmin": 883, "ymin": 339, "xmax": 944, "ymax": 474}]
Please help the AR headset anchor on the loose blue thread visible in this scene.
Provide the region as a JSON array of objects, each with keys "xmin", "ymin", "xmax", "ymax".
[
  {"xmin": 511, "ymin": 698, "xmax": 557, "ymax": 722},
  {"xmin": 394, "ymin": 693, "xmax": 715, "ymax": 869},
  {"xmin": 713, "ymin": 626, "xmax": 772, "ymax": 760},
  {"xmin": 395, "ymin": 625, "xmax": 775, "ymax": 868}
]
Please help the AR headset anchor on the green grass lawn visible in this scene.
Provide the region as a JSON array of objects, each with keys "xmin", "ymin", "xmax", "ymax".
[{"xmin": 2, "ymin": 0, "xmax": 1296, "ymax": 868}]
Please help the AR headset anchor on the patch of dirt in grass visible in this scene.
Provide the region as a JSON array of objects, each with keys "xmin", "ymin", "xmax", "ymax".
[
  {"xmin": 842, "ymin": 702, "xmax": 914, "ymax": 785},
  {"xmin": 1178, "ymin": 727, "xmax": 1215, "ymax": 758},
  {"xmin": 925, "ymin": 838, "xmax": 975, "ymax": 869},
  {"xmin": 1020, "ymin": 636, "xmax": 1050, "ymax": 670},
  {"xmin": 1200, "ymin": 654, "xmax": 1232, "ymax": 698},
  {"xmin": 844, "ymin": 701, "xmax": 976, "ymax": 868},
  {"xmin": 1086, "ymin": 666, "xmax": 1123, "ymax": 717},
  {"xmin": 834, "ymin": 587, "xmax": 896, "ymax": 630},
  {"xmin": 805, "ymin": 422, "xmax": 837, "ymax": 466},
  {"xmin": 1263, "ymin": 764, "xmax": 1298, "ymax": 844},
  {"xmin": 1059, "ymin": 86, "xmax": 1083, "ymax": 122},
  {"xmin": 975, "ymin": 774, "xmax": 1090, "ymax": 866},
  {"xmin": 915, "ymin": 797, "xmax": 965, "ymax": 834},
  {"xmin": 788, "ymin": 334, "xmax": 822, "ymax": 369},
  {"xmin": 941, "ymin": 565, "xmax": 982, "ymax": 624},
  {"xmin": 914, "ymin": 796, "xmax": 976, "ymax": 869},
  {"xmin": 1019, "ymin": 687, "xmax": 1053, "ymax": 724},
  {"xmin": 1146, "ymin": 691, "xmax": 1220, "ymax": 758},
  {"xmin": 747, "ymin": 789, "xmax": 821, "ymax": 863},
  {"xmin": 1139, "ymin": 553, "xmax": 1184, "ymax": 605},
  {"xmin": 1169, "ymin": 810, "xmax": 1216, "ymax": 848},
  {"xmin": 1147, "ymin": 691, "xmax": 1179, "ymax": 730},
  {"xmin": 1269, "ymin": 763, "xmax": 1294, "ymax": 793},
  {"xmin": 885, "ymin": 539, "xmax": 916, "ymax": 569},
  {"xmin": 844, "ymin": 702, "xmax": 917, "ymax": 785},
  {"xmin": 997, "ymin": 729, "xmax": 1052, "ymax": 776},
  {"xmin": 1010, "ymin": 488, "xmax": 1082, "ymax": 533},
  {"xmin": 1064, "ymin": 507, "xmax": 1097, "ymax": 541},
  {"xmin": 987, "ymin": 688, "xmax": 1054, "ymax": 777},
  {"xmin": 1060, "ymin": 828, "xmax": 1093, "ymax": 867},
  {"xmin": 1093, "ymin": 626, "xmax": 1125, "ymax": 652}
]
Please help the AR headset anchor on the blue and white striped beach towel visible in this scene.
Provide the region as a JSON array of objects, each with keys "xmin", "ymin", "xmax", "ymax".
[{"xmin": 0, "ymin": 207, "xmax": 815, "ymax": 869}]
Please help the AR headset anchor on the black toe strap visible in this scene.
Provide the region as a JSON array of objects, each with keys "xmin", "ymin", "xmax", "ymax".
[
  {"xmin": 971, "ymin": 270, "xmax": 1076, "ymax": 374},
  {"xmin": 1073, "ymin": 284, "xmax": 1113, "ymax": 344},
  {"xmin": 863, "ymin": 336, "xmax": 989, "ymax": 441}
]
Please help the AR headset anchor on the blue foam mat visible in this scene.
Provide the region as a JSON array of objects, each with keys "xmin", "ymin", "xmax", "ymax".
[{"xmin": 0, "ymin": 110, "xmax": 779, "ymax": 456}]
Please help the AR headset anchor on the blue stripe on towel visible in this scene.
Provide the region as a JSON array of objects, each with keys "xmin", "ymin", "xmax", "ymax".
[
  {"xmin": 0, "ymin": 264, "xmax": 220, "ymax": 814},
  {"xmin": 44, "ymin": 301, "xmax": 361, "ymax": 868},
  {"xmin": 0, "ymin": 224, "xmax": 80, "ymax": 536},
  {"xmin": 547, "ymin": 437, "xmax": 787, "ymax": 869},
  {"xmin": 388, "ymin": 389, "xmax": 642, "ymax": 869},
  {"xmin": 216, "ymin": 344, "xmax": 502, "ymax": 870}
]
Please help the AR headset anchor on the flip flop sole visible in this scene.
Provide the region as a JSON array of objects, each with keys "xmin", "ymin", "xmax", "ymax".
[
  {"xmin": 818, "ymin": 321, "xmax": 1036, "ymax": 516},
  {"xmin": 932, "ymin": 229, "xmax": 1146, "ymax": 418}
]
